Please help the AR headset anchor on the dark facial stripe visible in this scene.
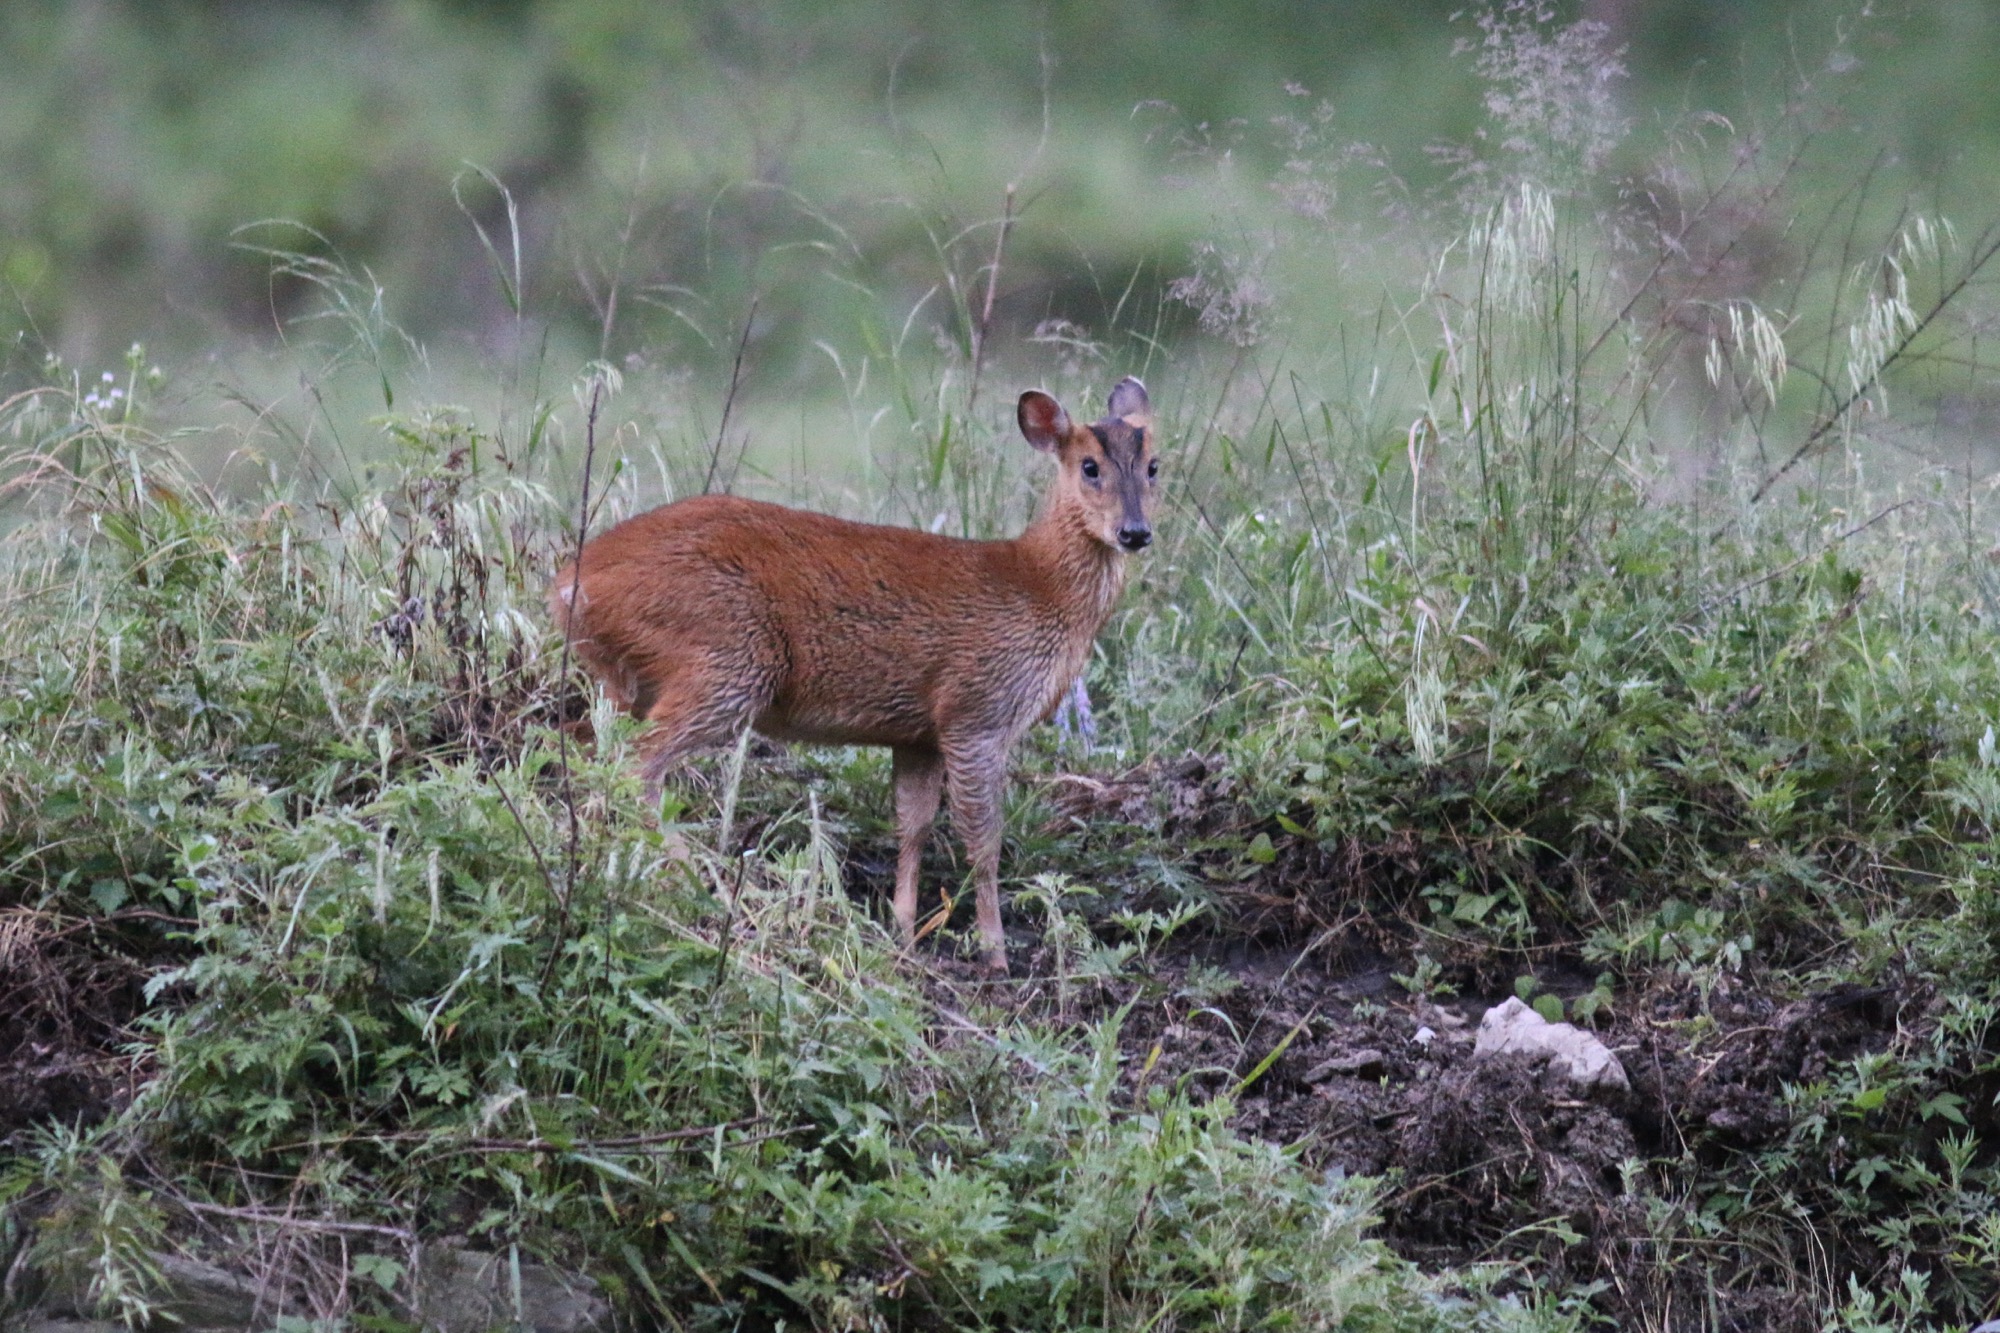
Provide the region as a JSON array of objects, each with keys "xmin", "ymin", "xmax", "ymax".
[{"xmin": 1087, "ymin": 421, "xmax": 1148, "ymax": 463}]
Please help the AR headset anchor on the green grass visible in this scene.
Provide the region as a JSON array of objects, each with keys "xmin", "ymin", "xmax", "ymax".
[
  {"xmin": 0, "ymin": 401, "xmax": 1567, "ymax": 1331},
  {"xmin": 6, "ymin": 6, "xmax": 2000, "ymax": 1330}
]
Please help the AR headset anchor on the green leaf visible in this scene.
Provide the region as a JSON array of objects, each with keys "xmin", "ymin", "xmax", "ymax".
[
  {"xmin": 352, "ymin": 1254, "xmax": 405, "ymax": 1293},
  {"xmin": 571, "ymin": 1153, "xmax": 649, "ymax": 1186},
  {"xmin": 1450, "ymin": 892, "xmax": 1497, "ymax": 923},
  {"xmin": 90, "ymin": 878, "xmax": 130, "ymax": 914},
  {"xmin": 1918, "ymin": 1092, "xmax": 1967, "ymax": 1126}
]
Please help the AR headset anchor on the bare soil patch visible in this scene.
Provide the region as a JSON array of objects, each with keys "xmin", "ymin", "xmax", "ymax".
[
  {"xmin": 966, "ymin": 926, "xmax": 1916, "ymax": 1333},
  {"xmin": 0, "ymin": 907, "xmax": 154, "ymax": 1138}
]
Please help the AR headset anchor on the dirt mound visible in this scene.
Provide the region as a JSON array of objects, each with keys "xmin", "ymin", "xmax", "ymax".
[{"xmin": 981, "ymin": 935, "xmax": 1914, "ymax": 1333}]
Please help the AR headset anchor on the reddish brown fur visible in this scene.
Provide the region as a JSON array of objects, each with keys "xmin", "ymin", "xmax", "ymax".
[{"xmin": 550, "ymin": 378, "xmax": 1160, "ymax": 971}]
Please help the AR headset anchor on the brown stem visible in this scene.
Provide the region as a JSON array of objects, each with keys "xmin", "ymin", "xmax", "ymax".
[
  {"xmin": 543, "ymin": 375, "xmax": 605, "ymax": 991},
  {"xmin": 703, "ymin": 296, "xmax": 759, "ymax": 496},
  {"xmin": 1751, "ymin": 224, "xmax": 2000, "ymax": 503},
  {"xmin": 965, "ymin": 184, "xmax": 1017, "ymax": 419}
]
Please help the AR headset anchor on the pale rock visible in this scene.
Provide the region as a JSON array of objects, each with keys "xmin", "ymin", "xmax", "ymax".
[
  {"xmin": 413, "ymin": 1247, "xmax": 612, "ymax": 1333},
  {"xmin": 1301, "ymin": 1049, "xmax": 1386, "ymax": 1082},
  {"xmin": 6, "ymin": 1319, "xmax": 124, "ymax": 1333},
  {"xmin": 20, "ymin": 1244, "xmax": 613, "ymax": 1333},
  {"xmin": 1474, "ymin": 997, "xmax": 1629, "ymax": 1093},
  {"xmin": 29, "ymin": 1253, "xmax": 271, "ymax": 1332}
]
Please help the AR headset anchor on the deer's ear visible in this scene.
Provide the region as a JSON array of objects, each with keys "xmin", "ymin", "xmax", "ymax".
[
  {"xmin": 1106, "ymin": 376, "xmax": 1150, "ymax": 424},
  {"xmin": 1018, "ymin": 390, "xmax": 1071, "ymax": 453}
]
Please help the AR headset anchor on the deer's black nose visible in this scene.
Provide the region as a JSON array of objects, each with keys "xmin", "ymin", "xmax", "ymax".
[{"xmin": 1117, "ymin": 525, "xmax": 1152, "ymax": 552}]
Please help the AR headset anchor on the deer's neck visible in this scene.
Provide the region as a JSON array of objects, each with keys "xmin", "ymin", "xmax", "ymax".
[{"xmin": 1014, "ymin": 492, "xmax": 1128, "ymax": 635}]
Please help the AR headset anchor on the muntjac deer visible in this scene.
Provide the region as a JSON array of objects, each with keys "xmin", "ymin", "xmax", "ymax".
[{"xmin": 550, "ymin": 377, "xmax": 1160, "ymax": 972}]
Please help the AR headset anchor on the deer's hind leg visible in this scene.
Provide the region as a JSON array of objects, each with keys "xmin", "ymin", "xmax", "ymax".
[
  {"xmin": 632, "ymin": 653, "xmax": 777, "ymax": 795},
  {"xmin": 890, "ymin": 744, "xmax": 945, "ymax": 947}
]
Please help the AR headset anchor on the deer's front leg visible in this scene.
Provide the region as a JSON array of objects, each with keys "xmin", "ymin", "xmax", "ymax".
[{"xmin": 942, "ymin": 736, "xmax": 1010, "ymax": 974}]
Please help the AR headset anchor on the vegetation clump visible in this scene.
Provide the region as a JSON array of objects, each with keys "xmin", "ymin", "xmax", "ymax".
[
  {"xmin": 0, "ymin": 394, "xmax": 1550, "ymax": 1331},
  {"xmin": 4, "ymin": 5, "xmax": 2000, "ymax": 1331}
]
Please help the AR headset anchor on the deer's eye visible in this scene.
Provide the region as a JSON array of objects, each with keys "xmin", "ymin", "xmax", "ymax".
[
  {"xmin": 1081, "ymin": 458, "xmax": 1100, "ymax": 480},
  {"xmin": 1147, "ymin": 459, "xmax": 1159, "ymax": 479}
]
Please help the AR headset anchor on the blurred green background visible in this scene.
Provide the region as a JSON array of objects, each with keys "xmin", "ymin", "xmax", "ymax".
[{"xmin": 3, "ymin": 0, "xmax": 1996, "ymax": 390}]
